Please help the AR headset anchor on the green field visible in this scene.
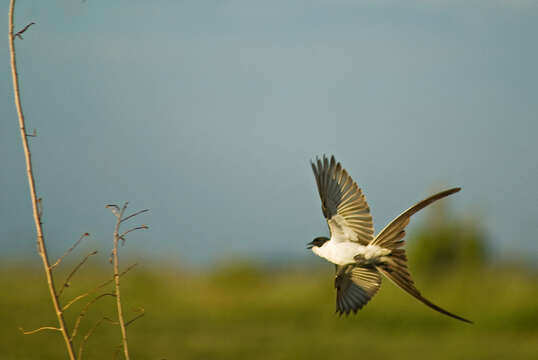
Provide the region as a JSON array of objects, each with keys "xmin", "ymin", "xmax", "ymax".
[{"xmin": 1, "ymin": 261, "xmax": 537, "ymax": 359}]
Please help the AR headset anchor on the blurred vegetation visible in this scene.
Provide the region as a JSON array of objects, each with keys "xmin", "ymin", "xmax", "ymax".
[
  {"xmin": 1, "ymin": 202, "xmax": 536, "ymax": 359},
  {"xmin": 408, "ymin": 199, "xmax": 488, "ymax": 274},
  {"xmin": 1, "ymin": 260, "xmax": 537, "ymax": 359}
]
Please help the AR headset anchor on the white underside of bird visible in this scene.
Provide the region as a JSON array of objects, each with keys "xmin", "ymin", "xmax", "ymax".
[{"xmin": 312, "ymin": 240, "xmax": 390, "ymax": 266}]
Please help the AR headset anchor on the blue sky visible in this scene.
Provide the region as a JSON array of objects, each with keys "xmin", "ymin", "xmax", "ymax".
[{"xmin": 1, "ymin": 1, "xmax": 537, "ymax": 265}]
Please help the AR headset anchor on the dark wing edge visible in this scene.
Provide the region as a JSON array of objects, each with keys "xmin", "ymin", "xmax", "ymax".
[{"xmin": 334, "ymin": 265, "xmax": 382, "ymax": 316}]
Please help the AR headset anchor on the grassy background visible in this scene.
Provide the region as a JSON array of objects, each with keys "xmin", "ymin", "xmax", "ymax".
[{"xmin": 1, "ymin": 260, "xmax": 537, "ymax": 359}]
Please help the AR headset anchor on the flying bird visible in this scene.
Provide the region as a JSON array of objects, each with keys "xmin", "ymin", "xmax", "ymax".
[{"xmin": 309, "ymin": 155, "xmax": 471, "ymax": 323}]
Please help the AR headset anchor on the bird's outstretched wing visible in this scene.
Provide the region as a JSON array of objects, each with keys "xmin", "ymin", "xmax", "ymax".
[
  {"xmin": 334, "ymin": 265, "xmax": 382, "ymax": 315},
  {"xmin": 311, "ymin": 155, "xmax": 373, "ymax": 245},
  {"xmin": 371, "ymin": 188, "xmax": 472, "ymax": 323}
]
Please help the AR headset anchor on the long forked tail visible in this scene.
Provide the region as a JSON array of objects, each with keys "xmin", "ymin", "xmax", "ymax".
[
  {"xmin": 372, "ymin": 188, "xmax": 472, "ymax": 324},
  {"xmin": 376, "ymin": 252, "xmax": 472, "ymax": 323}
]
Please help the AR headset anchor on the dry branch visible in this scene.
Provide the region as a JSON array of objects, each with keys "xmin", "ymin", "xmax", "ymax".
[
  {"xmin": 111, "ymin": 203, "xmax": 130, "ymax": 359},
  {"xmin": 14, "ymin": 21, "xmax": 35, "ymax": 39},
  {"xmin": 58, "ymin": 250, "xmax": 98, "ymax": 296},
  {"xmin": 63, "ymin": 263, "xmax": 138, "ymax": 312},
  {"xmin": 107, "ymin": 202, "xmax": 149, "ymax": 359},
  {"xmin": 119, "ymin": 225, "xmax": 149, "ymax": 245},
  {"xmin": 71, "ymin": 293, "xmax": 116, "ymax": 340},
  {"xmin": 124, "ymin": 308, "xmax": 145, "ymax": 327},
  {"xmin": 20, "ymin": 326, "xmax": 61, "ymax": 335},
  {"xmin": 120, "ymin": 209, "xmax": 149, "ymax": 223},
  {"xmin": 51, "ymin": 232, "xmax": 91, "ymax": 269},
  {"xmin": 78, "ymin": 317, "xmax": 118, "ymax": 359},
  {"xmin": 9, "ymin": 1, "xmax": 76, "ymax": 358},
  {"xmin": 105, "ymin": 204, "xmax": 121, "ymax": 216}
]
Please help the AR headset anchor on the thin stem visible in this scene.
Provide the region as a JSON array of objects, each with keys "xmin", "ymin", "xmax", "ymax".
[
  {"xmin": 124, "ymin": 308, "xmax": 145, "ymax": 327},
  {"xmin": 70, "ymin": 293, "xmax": 116, "ymax": 340},
  {"xmin": 20, "ymin": 326, "xmax": 61, "ymax": 335},
  {"xmin": 51, "ymin": 232, "xmax": 91, "ymax": 269},
  {"xmin": 58, "ymin": 251, "xmax": 98, "ymax": 296},
  {"xmin": 120, "ymin": 209, "xmax": 149, "ymax": 224},
  {"xmin": 8, "ymin": 1, "xmax": 76, "ymax": 358},
  {"xmin": 119, "ymin": 225, "xmax": 149, "ymax": 244},
  {"xmin": 112, "ymin": 203, "xmax": 130, "ymax": 359},
  {"xmin": 78, "ymin": 317, "xmax": 118, "ymax": 360},
  {"xmin": 63, "ymin": 263, "xmax": 138, "ymax": 312}
]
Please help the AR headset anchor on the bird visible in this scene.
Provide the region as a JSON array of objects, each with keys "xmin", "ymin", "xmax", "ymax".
[{"xmin": 308, "ymin": 155, "xmax": 471, "ymax": 323}]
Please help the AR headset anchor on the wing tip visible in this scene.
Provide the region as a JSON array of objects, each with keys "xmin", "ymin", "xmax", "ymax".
[{"xmin": 310, "ymin": 154, "xmax": 336, "ymax": 163}]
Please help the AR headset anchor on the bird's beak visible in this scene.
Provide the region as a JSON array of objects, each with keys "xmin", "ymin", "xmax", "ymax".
[{"xmin": 306, "ymin": 241, "xmax": 314, "ymax": 249}]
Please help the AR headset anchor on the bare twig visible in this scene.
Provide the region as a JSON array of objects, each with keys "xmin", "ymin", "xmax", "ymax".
[
  {"xmin": 78, "ymin": 317, "xmax": 118, "ymax": 360},
  {"xmin": 63, "ymin": 263, "xmax": 138, "ymax": 311},
  {"xmin": 70, "ymin": 293, "xmax": 116, "ymax": 340},
  {"xmin": 105, "ymin": 204, "xmax": 121, "ymax": 217},
  {"xmin": 20, "ymin": 326, "xmax": 61, "ymax": 335},
  {"xmin": 51, "ymin": 232, "xmax": 91, "ymax": 269},
  {"xmin": 105, "ymin": 202, "xmax": 148, "ymax": 359},
  {"xmin": 9, "ymin": 1, "xmax": 76, "ymax": 358},
  {"xmin": 111, "ymin": 202, "xmax": 130, "ymax": 359},
  {"xmin": 58, "ymin": 251, "xmax": 98, "ymax": 296},
  {"xmin": 120, "ymin": 209, "xmax": 149, "ymax": 223},
  {"xmin": 124, "ymin": 307, "xmax": 145, "ymax": 327},
  {"xmin": 14, "ymin": 21, "xmax": 35, "ymax": 40},
  {"xmin": 119, "ymin": 225, "xmax": 149, "ymax": 245}
]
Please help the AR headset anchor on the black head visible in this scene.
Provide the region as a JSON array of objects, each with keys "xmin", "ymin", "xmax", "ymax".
[{"xmin": 307, "ymin": 236, "xmax": 330, "ymax": 249}]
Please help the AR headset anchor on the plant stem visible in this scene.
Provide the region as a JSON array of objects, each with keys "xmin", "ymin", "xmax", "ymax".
[
  {"xmin": 8, "ymin": 1, "xmax": 76, "ymax": 359},
  {"xmin": 113, "ymin": 204, "xmax": 130, "ymax": 360}
]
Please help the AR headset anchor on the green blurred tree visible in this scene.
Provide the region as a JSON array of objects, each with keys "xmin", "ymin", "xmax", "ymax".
[{"xmin": 407, "ymin": 198, "xmax": 488, "ymax": 275}]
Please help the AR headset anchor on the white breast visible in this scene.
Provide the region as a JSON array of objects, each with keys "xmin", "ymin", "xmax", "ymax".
[
  {"xmin": 312, "ymin": 240, "xmax": 390, "ymax": 266},
  {"xmin": 312, "ymin": 241, "xmax": 365, "ymax": 265}
]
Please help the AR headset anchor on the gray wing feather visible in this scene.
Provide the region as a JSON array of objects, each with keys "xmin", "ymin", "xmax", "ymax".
[
  {"xmin": 334, "ymin": 265, "xmax": 382, "ymax": 316},
  {"xmin": 311, "ymin": 155, "xmax": 374, "ymax": 245}
]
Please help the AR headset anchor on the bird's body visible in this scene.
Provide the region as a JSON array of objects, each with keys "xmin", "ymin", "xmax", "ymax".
[
  {"xmin": 312, "ymin": 241, "xmax": 389, "ymax": 266},
  {"xmin": 309, "ymin": 155, "xmax": 471, "ymax": 323}
]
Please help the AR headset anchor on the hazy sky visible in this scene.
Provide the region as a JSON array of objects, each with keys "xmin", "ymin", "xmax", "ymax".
[{"xmin": 1, "ymin": 1, "xmax": 537, "ymax": 265}]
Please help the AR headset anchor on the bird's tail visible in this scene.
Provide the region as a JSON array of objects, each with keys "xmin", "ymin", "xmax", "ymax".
[
  {"xmin": 370, "ymin": 188, "xmax": 472, "ymax": 323},
  {"xmin": 376, "ymin": 250, "xmax": 472, "ymax": 323}
]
